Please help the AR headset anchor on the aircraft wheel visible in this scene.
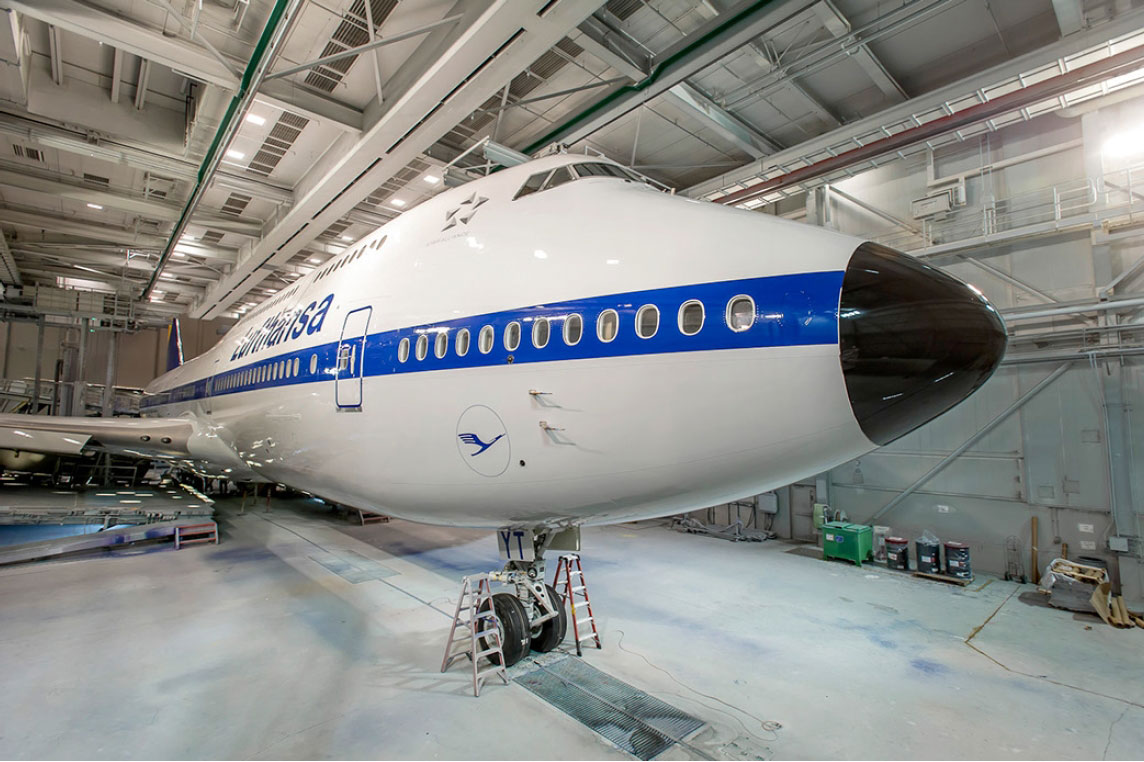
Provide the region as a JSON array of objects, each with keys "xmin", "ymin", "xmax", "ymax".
[
  {"xmin": 479, "ymin": 592, "xmax": 530, "ymax": 667},
  {"xmin": 530, "ymin": 584, "xmax": 568, "ymax": 653}
]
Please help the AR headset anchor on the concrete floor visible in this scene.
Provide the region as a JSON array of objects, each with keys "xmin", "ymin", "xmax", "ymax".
[{"xmin": 1, "ymin": 496, "xmax": 1141, "ymax": 760}]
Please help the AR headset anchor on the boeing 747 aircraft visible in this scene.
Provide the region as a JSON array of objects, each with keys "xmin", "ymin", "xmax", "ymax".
[{"xmin": 0, "ymin": 153, "xmax": 1006, "ymax": 664}]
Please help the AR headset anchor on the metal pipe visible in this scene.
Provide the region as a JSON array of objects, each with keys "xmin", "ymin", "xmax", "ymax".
[
  {"xmin": 262, "ymin": 14, "xmax": 463, "ymax": 82},
  {"xmin": 867, "ymin": 363, "xmax": 1072, "ymax": 523},
  {"xmin": 1100, "ymin": 252, "xmax": 1144, "ymax": 297},
  {"xmin": 1003, "ymin": 295, "xmax": 1144, "ymax": 321},
  {"xmin": 143, "ymin": 0, "xmax": 303, "ymax": 299},
  {"xmin": 717, "ymin": 46, "xmax": 1144, "ymax": 206},
  {"xmin": 829, "ymin": 185, "xmax": 923, "ymax": 236}
]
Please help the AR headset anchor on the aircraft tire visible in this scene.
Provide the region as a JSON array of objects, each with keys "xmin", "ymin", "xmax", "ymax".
[
  {"xmin": 480, "ymin": 592, "xmax": 530, "ymax": 667},
  {"xmin": 530, "ymin": 584, "xmax": 568, "ymax": 653}
]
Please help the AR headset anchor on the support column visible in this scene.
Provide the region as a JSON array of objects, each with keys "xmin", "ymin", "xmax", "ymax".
[
  {"xmin": 102, "ymin": 331, "xmax": 118, "ymax": 417},
  {"xmin": 70, "ymin": 318, "xmax": 88, "ymax": 416},
  {"xmin": 1081, "ymin": 109, "xmax": 1141, "ymax": 606},
  {"xmin": 30, "ymin": 318, "xmax": 44, "ymax": 414}
]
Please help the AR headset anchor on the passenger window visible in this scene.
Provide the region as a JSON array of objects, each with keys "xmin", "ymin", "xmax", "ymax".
[
  {"xmin": 514, "ymin": 171, "xmax": 550, "ymax": 200},
  {"xmin": 532, "ymin": 317, "xmax": 550, "ymax": 349},
  {"xmin": 416, "ymin": 334, "xmax": 428, "ymax": 361},
  {"xmin": 456, "ymin": 328, "xmax": 470, "ymax": 357},
  {"xmin": 504, "ymin": 321, "xmax": 521, "ymax": 351},
  {"xmin": 636, "ymin": 305, "xmax": 659, "ymax": 339},
  {"xmin": 293, "ymin": 358, "xmax": 300, "ymax": 376},
  {"xmin": 479, "ymin": 325, "xmax": 494, "ymax": 354},
  {"xmin": 679, "ymin": 300, "xmax": 704, "ymax": 335},
  {"xmin": 398, "ymin": 337, "xmax": 410, "ymax": 363},
  {"xmin": 597, "ymin": 310, "xmax": 618, "ymax": 343},
  {"xmin": 310, "ymin": 355, "xmax": 318, "ymax": 375},
  {"xmin": 435, "ymin": 331, "xmax": 448, "ymax": 359},
  {"xmin": 727, "ymin": 296, "xmax": 755, "ymax": 332},
  {"xmin": 278, "ymin": 360, "xmax": 285, "ymax": 378},
  {"xmin": 564, "ymin": 314, "xmax": 582, "ymax": 346},
  {"xmin": 543, "ymin": 166, "xmax": 574, "ymax": 191}
]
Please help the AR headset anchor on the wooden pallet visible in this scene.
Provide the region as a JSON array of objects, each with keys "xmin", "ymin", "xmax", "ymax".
[{"xmin": 912, "ymin": 570, "xmax": 974, "ymax": 587}]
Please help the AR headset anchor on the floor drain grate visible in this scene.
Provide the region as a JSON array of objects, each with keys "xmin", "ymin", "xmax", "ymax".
[{"xmin": 514, "ymin": 656, "xmax": 704, "ymax": 759}]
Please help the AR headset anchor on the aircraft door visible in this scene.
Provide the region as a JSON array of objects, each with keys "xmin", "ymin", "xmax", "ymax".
[{"xmin": 336, "ymin": 307, "xmax": 371, "ymax": 410}]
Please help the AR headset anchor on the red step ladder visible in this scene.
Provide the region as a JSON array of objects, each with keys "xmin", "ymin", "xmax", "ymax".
[
  {"xmin": 553, "ymin": 554, "xmax": 601, "ymax": 656},
  {"xmin": 174, "ymin": 521, "xmax": 218, "ymax": 550}
]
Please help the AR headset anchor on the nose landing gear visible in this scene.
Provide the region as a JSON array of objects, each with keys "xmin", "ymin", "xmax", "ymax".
[{"xmin": 484, "ymin": 526, "xmax": 578, "ymax": 666}]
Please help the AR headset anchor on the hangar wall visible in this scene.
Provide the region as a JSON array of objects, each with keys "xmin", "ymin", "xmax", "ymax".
[
  {"xmin": 0, "ymin": 319, "xmax": 228, "ymax": 392},
  {"xmin": 775, "ymin": 106, "xmax": 1144, "ymax": 601}
]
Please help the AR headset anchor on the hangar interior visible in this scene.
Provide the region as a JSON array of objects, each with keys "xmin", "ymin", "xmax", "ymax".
[{"xmin": 0, "ymin": 0, "xmax": 1142, "ymax": 758}]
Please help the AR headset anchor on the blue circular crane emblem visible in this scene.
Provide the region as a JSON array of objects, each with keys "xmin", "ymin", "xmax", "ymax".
[{"xmin": 456, "ymin": 405, "xmax": 510, "ymax": 477}]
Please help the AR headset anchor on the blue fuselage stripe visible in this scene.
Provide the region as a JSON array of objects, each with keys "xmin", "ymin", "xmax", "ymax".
[{"xmin": 141, "ymin": 271, "xmax": 844, "ymax": 411}]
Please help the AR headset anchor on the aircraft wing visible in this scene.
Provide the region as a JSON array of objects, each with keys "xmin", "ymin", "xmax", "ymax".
[{"xmin": 0, "ymin": 414, "xmax": 194, "ymax": 458}]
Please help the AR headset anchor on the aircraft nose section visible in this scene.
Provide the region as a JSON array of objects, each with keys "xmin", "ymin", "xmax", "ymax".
[{"xmin": 839, "ymin": 242, "xmax": 1007, "ymax": 446}]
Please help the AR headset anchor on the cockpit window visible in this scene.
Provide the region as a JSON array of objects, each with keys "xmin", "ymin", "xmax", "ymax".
[
  {"xmin": 513, "ymin": 162, "xmax": 644, "ymax": 201},
  {"xmin": 544, "ymin": 166, "xmax": 574, "ymax": 191},
  {"xmin": 513, "ymin": 171, "xmax": 549, "ymax": 200}
]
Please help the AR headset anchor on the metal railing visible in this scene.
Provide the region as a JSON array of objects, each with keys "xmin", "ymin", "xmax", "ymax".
[{"xmin": 865, "ymin": 163, "xmax": 1144, "ymax": 254}]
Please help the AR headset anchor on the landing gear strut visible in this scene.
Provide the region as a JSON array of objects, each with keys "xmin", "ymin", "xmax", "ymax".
[{"xmin": 486, "ymin": 527, "xmax": 575, "ymax": 666}]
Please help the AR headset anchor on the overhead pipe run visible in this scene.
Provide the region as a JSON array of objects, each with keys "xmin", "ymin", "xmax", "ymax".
[
  {"xmin": 142, "ymin": 0, "xmax": 304, "ymax": 301},
  {"xmin": 715, "ymin": 45, "xmax": 1144, "ymax": 207}
]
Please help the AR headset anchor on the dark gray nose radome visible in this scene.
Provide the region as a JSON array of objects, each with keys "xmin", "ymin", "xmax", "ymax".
[{"xmin": 839, "ymin": 242, "xmax": 1007, "ymax": 446}]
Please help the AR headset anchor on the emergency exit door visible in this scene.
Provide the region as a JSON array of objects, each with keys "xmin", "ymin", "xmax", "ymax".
[{"xmin": 336, "ymin": 307, "xmax": 371, "ymax": 410}]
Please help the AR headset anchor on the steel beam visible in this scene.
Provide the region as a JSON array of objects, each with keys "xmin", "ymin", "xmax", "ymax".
[
  {"xmin": 526, "ymin": 0, "xmax": 818, "ymax": 154},
  {"xmin": 263, "ymin": 14, "xmax": 464, "ymax": 82},
  {"xmin": 958, "ymin": 255, "xmax": 1059, "ymax": 304},
  {"xmin": 0, "ymin": 206, "xmax": 168, "ymax": 247},
  {"xmin": 0, "ymin": 231, "xmax": 21, "ymax": 286},
  {"xmin": 1, "ymin": 0, "xmax": 238, "ymax": 89},
  {"xmin": 667, "ymin": 82, "xmax": 778, "ymax": 157},
  {"xmin": 868, "ymin": 363, "xmax": 1072, "ymax": 523},
  {"xmin": 47, "ymin": 24, "xmax": 63, "ymax": 86},
  {"xmin": 133, "ymin": 58, "xmax": 150, "ymax": 110},
  {"xmin": 687, "ymin": 5, "xmax": 1144, "ymax": 200},
  {"xmin": 256, "ymin": 81, "xmax": 363, "ymax": 133},
  {"xmin": 812, "ymin": 0, "xmax": 905, "ymax": 102},
  {"xmin": 1052, "ymin": 0, "xmax": 1085, "ymax": 36},
  {"xmin": 192, "ymin": 0, "xmax": 606, "ymax": 318},
  {"xmin": 110, "ymin": 46, "xmax": 123, "ymax": 103}
]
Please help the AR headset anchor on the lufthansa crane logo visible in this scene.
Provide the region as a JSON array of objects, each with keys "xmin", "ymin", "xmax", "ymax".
[
  {"xmin": 457, "ymin": 432, "xmax": 504, "ymax": 456},
  {"xmin": 455, "ymin": 405, "xmax": 510, "ymax": 477},
  {"xmin": 443, "ymin": 193, "xmax": 488, "ymax": 231}
]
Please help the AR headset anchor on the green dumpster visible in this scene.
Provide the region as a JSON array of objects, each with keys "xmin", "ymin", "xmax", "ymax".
[{"xmin": 822, "ymin": 521, "xmax": 873, "ymax": 567}]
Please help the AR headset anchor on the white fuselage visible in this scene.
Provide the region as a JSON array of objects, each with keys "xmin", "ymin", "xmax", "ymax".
[{"xmin": 143, "ymin": 155, "xmax": 876, "ymax": 528}]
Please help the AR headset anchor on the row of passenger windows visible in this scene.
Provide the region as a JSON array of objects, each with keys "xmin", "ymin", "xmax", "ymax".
[
  {"xmin": 396, "ymin": 295, "xmax": 757, "ymax": 364},
  {"xmin": 214, "ymin": 354, "xmax": 321, "ymax": 392}
]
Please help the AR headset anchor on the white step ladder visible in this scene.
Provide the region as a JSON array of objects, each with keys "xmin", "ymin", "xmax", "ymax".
[{"xmin": 440, "ymin": 573, "xmax": 509, "ymax": 697}]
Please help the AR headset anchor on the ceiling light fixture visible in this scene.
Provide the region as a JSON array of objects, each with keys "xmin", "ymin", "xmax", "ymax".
[
  {"xmin": 391, "ymin": 198, "xmax": 406, "ymax": 207},
  {"xmin": 86, "ymin": 203, "xmax": 103, "ymax": 210},
  {"xmin": 424, "ymin": 174, "xmax": 441, "ymax": 185},
  {"xmin": 308, "ymin": 257, "xmax": 321, "ymax": 264},
  {"xmin": 225, "ymin": 149, "xmax": 245, "ymax": 160},
  {"xmin": 341, "ymin": 235, "xmax": 353, "ymax": 242},
  {"xmin": 245, "ymin": 114, "xmax": 267, "ymax": 127}
]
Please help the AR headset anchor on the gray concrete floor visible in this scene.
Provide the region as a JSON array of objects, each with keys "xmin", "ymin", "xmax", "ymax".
[{"xmin": 1, "ymin": 496, "xmax": 1141, "ymax": 760}]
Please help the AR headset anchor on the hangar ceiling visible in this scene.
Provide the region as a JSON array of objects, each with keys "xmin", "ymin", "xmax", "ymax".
[{"xmin": 0, "ymin": 0, "xmax": 1139, "ymax": 325}]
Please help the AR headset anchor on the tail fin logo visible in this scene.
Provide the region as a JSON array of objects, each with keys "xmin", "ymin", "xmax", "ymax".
[{"xmin": 165, "ymin": 318, "xmax": 184, "ymax": 372}]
